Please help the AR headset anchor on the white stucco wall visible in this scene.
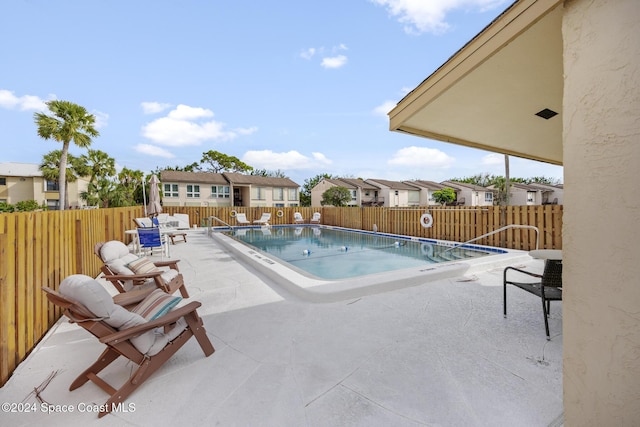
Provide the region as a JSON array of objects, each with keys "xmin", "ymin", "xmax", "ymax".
[{"xmin": 563, "ymin": 0, "xmax": 640, "ymax": 424}]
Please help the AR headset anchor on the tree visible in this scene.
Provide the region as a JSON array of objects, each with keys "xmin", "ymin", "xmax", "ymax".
[
  {"xmin": 525, "ymin": 176, "xmax": 561, "ymax": 185},
  {"xmin": 40, "ymin": 150, "xmax": 90, "ymax": 209},
  {"xmin": 117, "ymin": 167, "xmax": 145, "ymax": 205},
  {"xmin": 79, "ymin": 149, "xmax": 117, "ymax": 207},
  {"xmin": 14, "ymin": 200, "xmax": 47, "ymax": 212},
  {"xmin": 301, "ymin": 173, "xmax": 334, "ymax": 206},
  {"xmin": 432, "ymin": 188, "xmax": 456, "ymax": 205},
  {"xmin": 81, "ymin": 178, "xmax": 121, "ymax": 208},
  {"xmin": 321, "ymin": 186, "xmax": 351, "ymax": 207},
  {"xmin": 450, "ymin": 173, "xmax": 500, "ymax": 187},
  {"xmin": 250, "ymin": 168, "xmax": 287, "ymax": 178},
  {"xmin": 198, "ymin": 150, "xmax": 253, "ymax": 173},
  {"xmin": 157, "ymin": 162, "xmax": 200, "ymax": 172},
  {"xmin": 82, "ymin": 149, "xmax": 115, "ymax": 184},
  {"xmin": 0, "ymin": 202, "xmax": 14, "ymax": 212},
  {"xmin": 34, "ymin": 100, "xmax": 99, "ymax": 210}
]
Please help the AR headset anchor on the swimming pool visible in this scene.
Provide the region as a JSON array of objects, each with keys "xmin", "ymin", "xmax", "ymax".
[
  {"xmin": 222, "ymin": 226, "xmax": 500, "ymax": 280},
  {"xmin": 209, "ymin": 225, "xmax": 530, "ymax": 302}
]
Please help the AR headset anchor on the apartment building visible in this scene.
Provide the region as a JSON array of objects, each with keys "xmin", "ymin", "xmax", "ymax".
[
  {"xmin": 160, "ymin": 170, "xmax": 300, "ymax": 208},
  {"xmin": 0, "ymin": 162, "xmax": 89, "ymax": 210}
]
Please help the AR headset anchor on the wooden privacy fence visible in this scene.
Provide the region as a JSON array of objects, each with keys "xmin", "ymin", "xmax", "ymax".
[
  {"xmin": 0, "ymin": 207, "xmax": 143, "ymax": 386},
  {"xmin": 0, "ymin": 204, "xmax": 561, "ymax": 386}
]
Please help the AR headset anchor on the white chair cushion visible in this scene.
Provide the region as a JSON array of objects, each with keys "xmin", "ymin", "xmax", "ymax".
[
  {"xmin": 160, "ymin": 269, "xmax": 179, "ymax": 282},
  {"xmin": 100, "ymin": 240, "xmax": 131, "ymax": 263},
  {"xmin": 59, "ymin": 275, "xmax": 185, "ymax": 356}
]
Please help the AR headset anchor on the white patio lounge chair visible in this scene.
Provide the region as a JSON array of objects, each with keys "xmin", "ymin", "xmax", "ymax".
[
  {"xmin": 293, "ymin": 212, "xmax": 305, "ymax": 223},
  {"xmin": 253, "ymin": 212, "xmax": 271, "ymax": 225},
  {"xmin": 235, "ymin": 213, "xmax": 251, "ymax": 225},
  {"xmin": 310, "ymin": 212, "xmax": 321, "ymax": 224}
]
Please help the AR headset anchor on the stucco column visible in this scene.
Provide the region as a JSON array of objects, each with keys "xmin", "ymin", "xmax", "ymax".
[{"xmin": 562, "ymin": 0, "xmax": 640, "ymax": 424}]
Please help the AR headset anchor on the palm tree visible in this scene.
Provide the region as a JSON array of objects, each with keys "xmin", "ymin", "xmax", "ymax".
[
  {"xmin": 82, "ymin": 149, "xmax": 115, "ymax": 184},
  {"xmin": 40, "ymin": 150, "xmax": 90, "ymax": 209},
  {"xmin": 34, "ymin": 100, "xmax": 99, "ymax": 210},
  {"xmin": 118, "ymin": 167, "xmax": 145, "ymax": 205}
]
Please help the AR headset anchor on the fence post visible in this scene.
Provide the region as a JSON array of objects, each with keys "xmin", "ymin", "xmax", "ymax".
[
  {"xmin": 75, "ymin": 219, "xmax": 83, "ymax": 274},
  {"xmin": 0, "ymin": 232, "xmax": 16, "ymax": 387}
]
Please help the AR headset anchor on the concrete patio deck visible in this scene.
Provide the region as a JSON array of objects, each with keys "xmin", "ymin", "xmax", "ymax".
[{"xmin": 0, "ymin": 230, "xmax": 563, "ymax": 426}]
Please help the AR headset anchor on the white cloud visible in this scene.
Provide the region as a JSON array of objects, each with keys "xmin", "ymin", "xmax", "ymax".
[
  {"xmin": 312, "ymin": 152, "xmax": 332, "ymax": 164},
  {"xmin": 167, "ymin": 104, "xmax": 214, "ymax": 120},
  {"xmin": 141, "ymin": 102, "xmax": 171, "ymax": 114},
  {"xmin": 0, "ymin": 89, "xmax": 48, "ymax": 111},
  {"xmin": 373, "ymin": 100, "xmax": 397, "ymax": 117},
  {"xmin": 242, "ymin": 150, "xmax": 332, "ymax": 170},
  {"xmin": 92, "ymin": 110, "xmax": 109, "ymax": 129},
  {"xmin": 388, "ymin": 146, "xmax": 454, "ymax": 168},
  {"xmin": 300, "ymin": 47, "xmax": 316, "ymax": 60},
  {"xmin": 302, "ymin": 44, "xmax": 349, "ymax": 68},
  {"xmin": 481, "ymin": 152, "xmax": 504, "ymax": 165},
  {"xmin": 141, "ymin": 104, "xmax": 249, "ymax": 146},
  {"xmin": 371, "ymin": 0, "xmax": 508, "ymax": 34},
  {"xmin": 134, "ymin": 144, "xmax": 175, "ymax": 158},
  {"xmin": 321, "ymin": 55, "xmax": 348, "ymax": 69}
]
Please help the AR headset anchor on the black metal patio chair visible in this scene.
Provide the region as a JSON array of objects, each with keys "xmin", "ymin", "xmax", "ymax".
[{"xmin": 503, "ymin": 259, "xmax": 563, "ymax": 340}]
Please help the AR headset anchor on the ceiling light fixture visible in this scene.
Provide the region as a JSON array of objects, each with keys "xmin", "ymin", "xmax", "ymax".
[{"xmin": 535, "ymin": 108, "xmax": 558, "ymax": 120}]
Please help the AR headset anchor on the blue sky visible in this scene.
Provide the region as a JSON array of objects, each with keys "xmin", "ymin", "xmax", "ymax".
[{"xmin": 0, "ymin": 0, "xmax": 563, "ymax": 186}]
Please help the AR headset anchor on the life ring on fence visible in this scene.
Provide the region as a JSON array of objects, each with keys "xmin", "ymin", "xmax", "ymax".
[
  {"xmin": 230, "ymin": 210, "xmax": 237, "ymax": 218},
  {"xmin": 276, "ymin": 209, "xmax": 284, "ymax": 218},
  {"xmin": 420, "ymin": 213, "xmax": 434, "ymax": 228}
]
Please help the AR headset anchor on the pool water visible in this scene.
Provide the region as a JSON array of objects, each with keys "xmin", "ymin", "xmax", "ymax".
[{"xmin": 223, "ymin": 226, "xmax": 500, "ymax": 280}]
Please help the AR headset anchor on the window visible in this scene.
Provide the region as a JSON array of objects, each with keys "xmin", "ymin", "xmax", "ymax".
[
  {"xmin": 350, "ymin": 190, "xmax": 357, "ymax": 201},
  {"xmin": 186, "ymin": 184, "xmax": 200, "ymax": 198},
  {"xmin": 527, "ymin": 192, "xmax": 535, "ymax": 203},
  {"xmin": 287, "ymin": 188, "xmax": 298, "ymax": 200},
  {"xmin": 408, "ymin": 190, "xmax": 420, "ymax": 204},
  {"xmin": 252, "ymin": 187, "xmax": 266, "ymax": 200},
  {"xmin": 485, "ymin": 192, "xmax": 493, "ymax": 202},
  {"xmin": 0, "ymin": 177, "xmax": 6, "ymax": 186},
  {"xmin": 273, "ymin": 187, "xmax": 284, "ymax": 201},
  {"xmin": 45, "ymin": 180, "xmax": 59, "ymax": 191},
  {"xmin": 164, "ymin": 183, "xmax": 179, "ymax": 198},
  {"xmin": 211, "ymin": 185, "xmax": 230, "ymax": 198}
]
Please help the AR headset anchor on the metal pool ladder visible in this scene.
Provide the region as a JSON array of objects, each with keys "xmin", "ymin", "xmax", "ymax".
[
  {"xmin": 441, "ymin": 224, "xmax": 539, "ymax": 253},
  {"xmin": 207, "ymin": 215, "xmax": 234, "ymax": 232}
]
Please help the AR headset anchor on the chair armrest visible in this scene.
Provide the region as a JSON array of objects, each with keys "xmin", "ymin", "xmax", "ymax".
[
  {"xmin": 113, "ymin": 288, "xmax": 155, "ymax": 307},
  {"xmin": 504, "ymin": 266, "xmax": 542, "ymax": 279},
  {"xmin": 104, "ymin": 271, "xmax": 163, "ymax": 281},
  {"xmin": 99, "ymin": 301, "xmax": 203, "ymax": 344},
  {"xmin": 153, "ymin": 260, "xmax": 180, "ymax": 270}
]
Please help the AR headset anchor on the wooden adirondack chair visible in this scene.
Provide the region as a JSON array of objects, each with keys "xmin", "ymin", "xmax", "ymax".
[
  {"xmin": 94, "ymin": 241, "xmax": 189, "ymax": 298},
  {"xmin": 42, "ymin": 275, "xmax": 214, "ymax": 418}
]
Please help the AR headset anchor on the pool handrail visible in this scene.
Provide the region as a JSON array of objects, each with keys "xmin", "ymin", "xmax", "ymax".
[
  {"xmin": 207, "ymin": 215, "xmax": 234, "ymax": 232},
  {"xmin": 442, "ymin": 224, "xmax": 539, "ymax": 253}
]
